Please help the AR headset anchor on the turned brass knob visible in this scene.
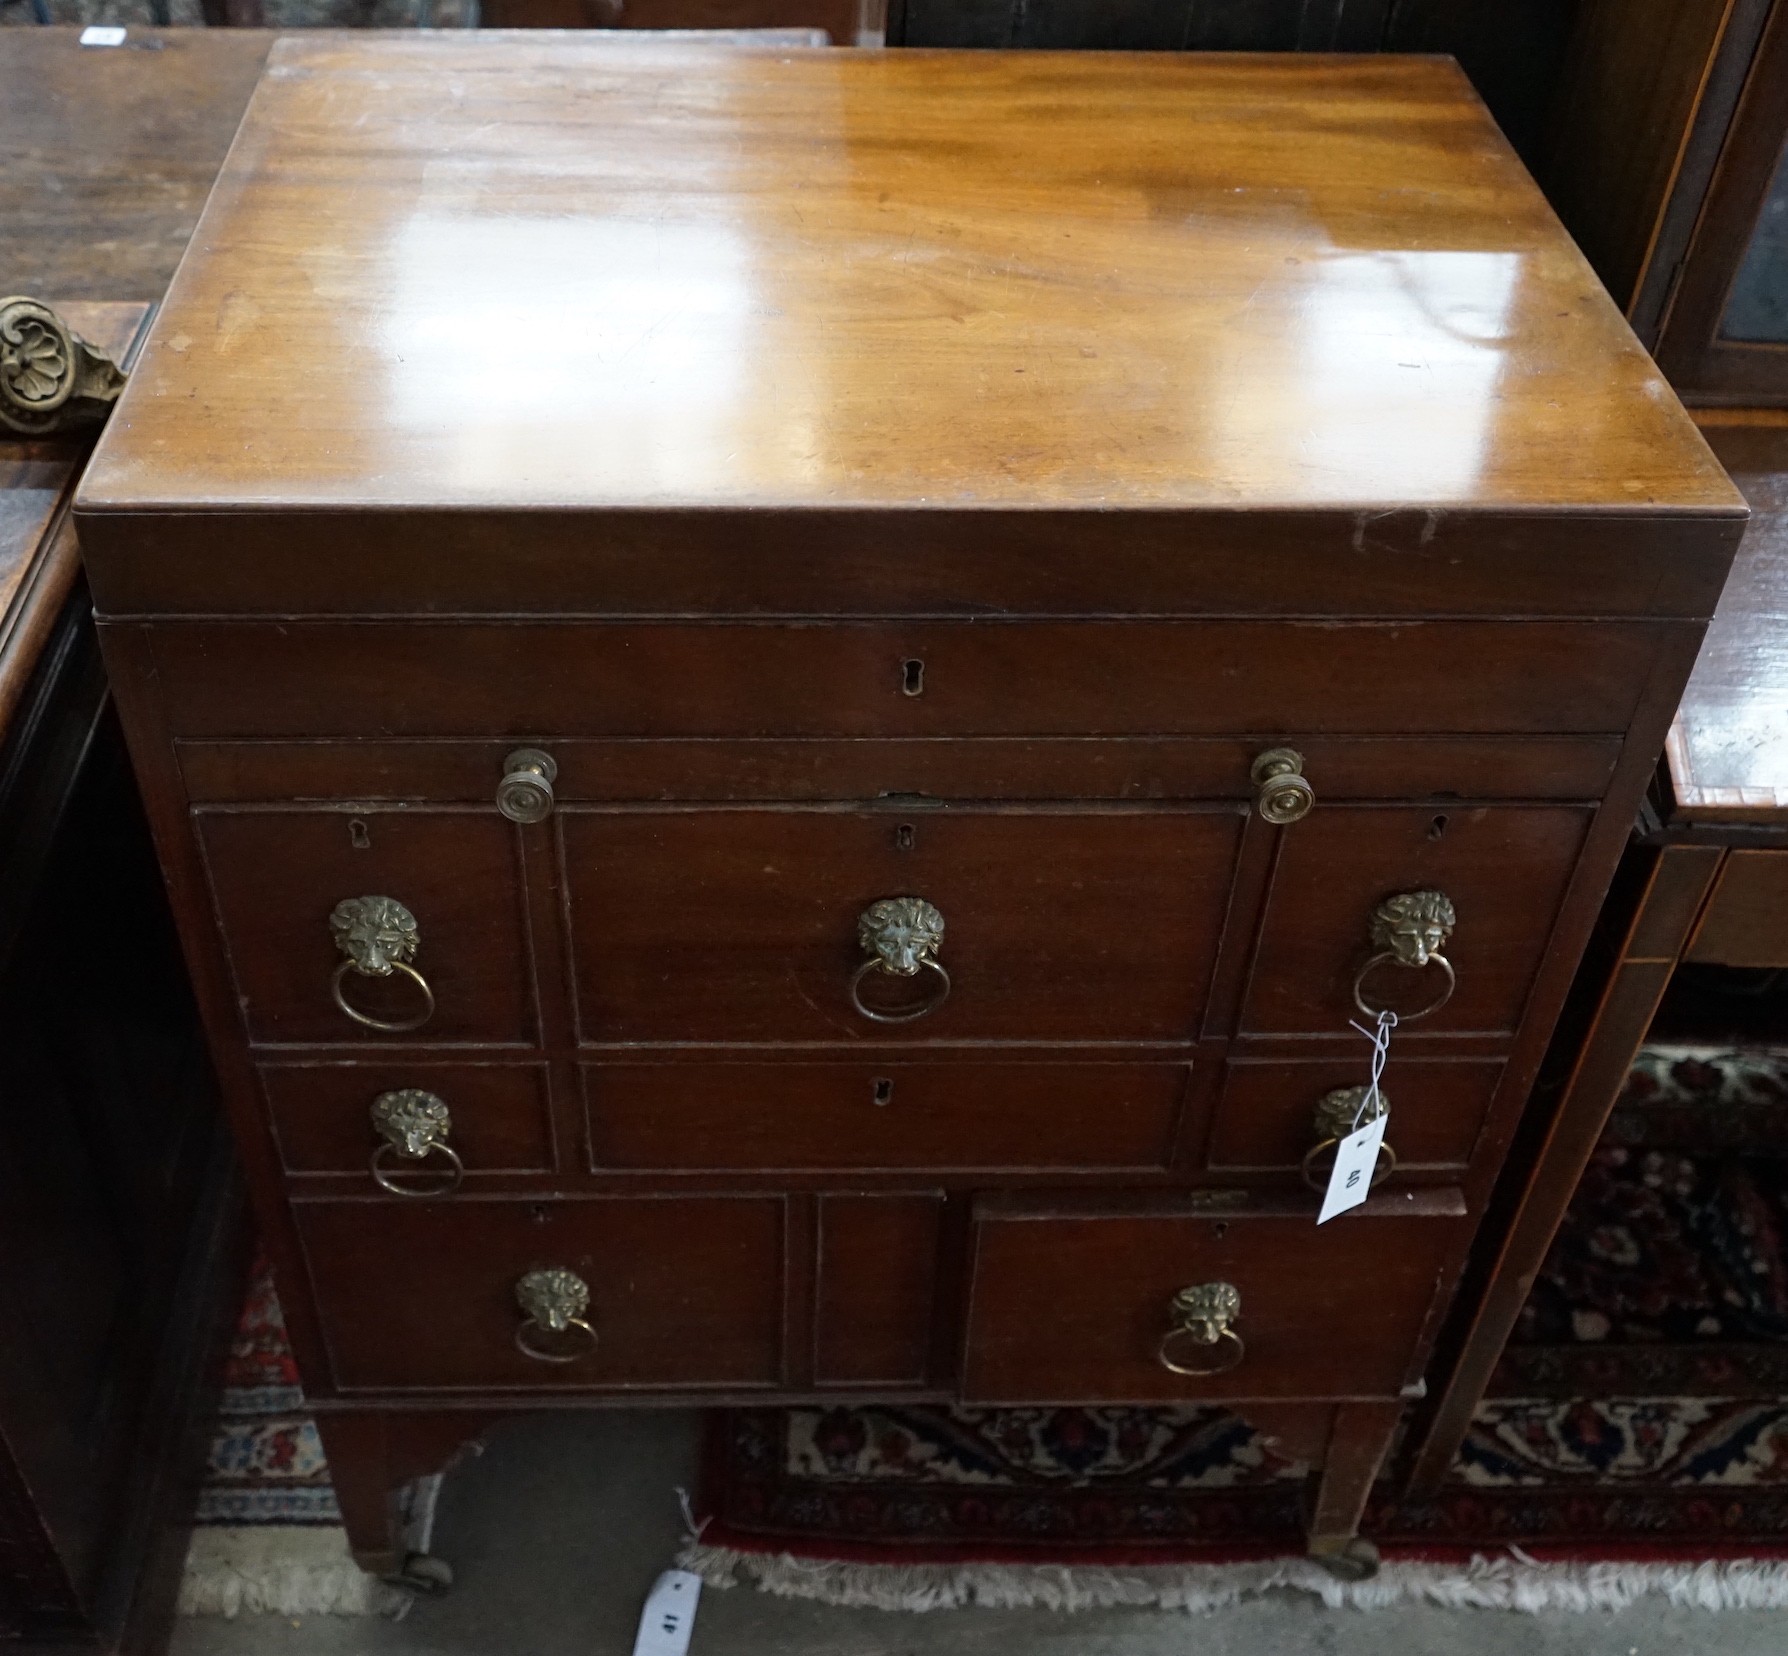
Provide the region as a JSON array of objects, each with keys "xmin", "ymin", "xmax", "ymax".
[
  {"xmin": 328, "ymin": 895, "xmax": 436, "ymax": 1033},
  {"xmin": 850, "ymin": 896, "xmax": 951, "ymax": 1023},
  {"xmin": 1353, "ymin": 890, "xmax": 1457, "ymax": 1022},
  {"xmin": 497, "ymin": 747, "xmax": 558, "ymax": 824},
  {"xmin": 369, "ymin": 1089, "xmax": 463, "ymax": 1197},
  {"xmin": 1157, "ymin": 1281, "xmax": 1245, "ymax": 1376},
  {"xmin": 1301, "ymin": 1085, "xmax": 1397, "ymax": 1192},
  {"xmin": 514, "ymin": 1267, "xmax": 598, "ymax": 1363},
  {"xmin": 1251, "ymin": 747, "xmax": 1314, "ymax": 824}
]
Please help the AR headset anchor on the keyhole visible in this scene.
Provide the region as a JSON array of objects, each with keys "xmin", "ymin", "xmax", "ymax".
[
  {"xmin": 348, "ymin": 818, "xmax": 371, "ymax": 850},
  {"xmin": 872, "ymin": 1077, "xmax": 894, "ymax": 1107},
  {"xmin": 1428, "ymin": 813, "xmax": 1450, "ymax": 841},
  {"xmin": 894, "ymin": 823, "xmax": 916, "ymax": 851},
  {"xmin": 530, "ymin": 1204, "xmax": 549, "ymax": 1225},
  {"xmin": 1212, "ymin": 1221, "xmax": 1229, "ymax": 1240},
  {"xmin": 901, "ymin": 658, "xmax": 925, "ymax": 697}
]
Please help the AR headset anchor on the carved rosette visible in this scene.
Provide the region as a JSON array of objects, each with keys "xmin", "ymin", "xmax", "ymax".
[{"xmin": 0, "ymin": 297, "xmax": 127, "ymax": 437}]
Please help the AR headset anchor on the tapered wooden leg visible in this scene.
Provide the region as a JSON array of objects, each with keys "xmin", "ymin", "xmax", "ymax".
[
  {"xmin": 1305, "ymin": 1400, "xmax": 1404, "ymax": 1578},
  {"xmin": 312, "ymin": 1413, "xmax": 402, "ymax": 1575}
]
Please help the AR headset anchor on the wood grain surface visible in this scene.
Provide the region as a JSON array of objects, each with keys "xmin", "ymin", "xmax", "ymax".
[{"xmin": 78, "ymin": 40, "xmax": 1737, "ymax": 517}]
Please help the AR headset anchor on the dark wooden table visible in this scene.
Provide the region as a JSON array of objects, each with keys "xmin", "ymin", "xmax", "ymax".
[
  {"xmin": 0, "ymin": 28, "xmax": 275, "ymax": 303},
  {"xmin": 1406, "ymin": 412, "xmax": 1788, "ymax": 1494}
]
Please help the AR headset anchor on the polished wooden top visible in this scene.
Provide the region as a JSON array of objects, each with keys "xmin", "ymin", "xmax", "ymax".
[
  {"xmin": 1666, "ymin": 415, "xmax": 1788, "ymax": 822},
  {"xmin": 80, "ymin": 40, "xmax": 1739, "ymax": 519}
]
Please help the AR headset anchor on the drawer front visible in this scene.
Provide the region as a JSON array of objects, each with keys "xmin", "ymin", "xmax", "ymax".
[
  {"xmin": 962, "ymin": 1202, "xmax": 1463, "ymax": 1402},
  {"xmin": 1207, "ymin": 1058, "xmax": 1504, "ymax": 1176},
  {"xmin": 198, "ymin": 810, "xmax": 534, "ymax": 1046},
  {"xmin": 583, "ymin": 1060, "xmax": 1189, "ymax": 1172},
  {"xmin": 261, "ymin": 1061, "xmax": 555, "ymax": 1178},
  {"xmin": 563, "ymin": 807, "xmax": 1240, "ymax": 1043},
  {"xmin": 1241, "ymin": 805, "xmax": 1591, "ymax": 1037},
  {"xmin": 297, "ymin": 1197, "xmax": 785, "ymax": 1391},
  {"xmin": 1685, "ymin": 850, "xmax": 1788, "ymax": 968},
  {"xmin": 147, "ymin": 620, "xmax": 1661, "ymax": 740}
]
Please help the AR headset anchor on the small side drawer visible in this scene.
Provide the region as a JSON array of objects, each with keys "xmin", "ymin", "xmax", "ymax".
[
  {"xmin": 1240, "ymin": 805, "xmax": 1591, "ymax": 1038},
  {"xmin": 583, "ymin": 1059, "xmax": 1189, "ymax": 1173},
  {"xmin": 198, "ymin": 809, "xmax": 535, "ymax": 1046},
  {"xmin": 1207, "ymin": 1057, "xmax": 1504, "ymax": 1177},
  {"xmin": 1686, "ymin": 850, "xmax": 1788, "ymax": 968},
  {"xmin": 962, "ymin": 1193, "xmax": 1466, "ymax": 1404},
  {"xmin": 261, "ymin": 1061, "xmax": 555, "ymax": 1178},
  {"xmin": 296, "ymin": 1196, "xmax": 786, "ymax": 1392}
]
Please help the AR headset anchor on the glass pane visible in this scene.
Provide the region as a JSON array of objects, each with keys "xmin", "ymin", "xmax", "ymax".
[{"xmin": 1721, "ymin": 137, "xmax": 1788, "ymax": 343}]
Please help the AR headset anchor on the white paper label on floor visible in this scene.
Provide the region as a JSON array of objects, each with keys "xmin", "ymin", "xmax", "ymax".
[
  {"xmin": 1317, "ymin": 1110, "xmax": 1386, "ymax": 1225},
  {"xmin": 80, "ymin": 26, "xmax": 128, "ymax": 45},
  {"xmin": 632, "ymin": 1569, "xmax": 701, "ymax": 1656}
]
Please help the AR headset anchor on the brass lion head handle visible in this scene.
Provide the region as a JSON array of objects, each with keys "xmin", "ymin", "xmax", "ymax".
[
  {"xmin": 1352, "ymin": 889, "xmax": 1456, "ymax": 1022},
  {"xmin": 328, "ymin": 895, "xmax": 436, "ymax": 1033},
  {"xmin": 1301, "ymin": 1085, "xmax": 1397, "ymax": 1193},
  {"xmin": 0, "ymin": 297, "xmax": 127, "ymax": 436},
  {"xmin": 1251, "ymin": 747, "xmax": 1314, "ymax": 824},
  {"xmin": 369, "ymin": 1089, "xmax": 463, "ymax": 1197},
  {"xmin": 849, "ymin": 896, "xmax": 951, "ymax": 1023},
  {"xmin": 514, "ymin": 1267, "xmax": 599, "ymax": 1363},
  {"xmin": 1157, "ymin": 1281, "xmax": 1245, "ymax": 1376}
]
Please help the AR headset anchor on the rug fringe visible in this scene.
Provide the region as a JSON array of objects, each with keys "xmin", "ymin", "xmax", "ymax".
[
  {"xmin": 178, "ymin": 1526, "xmax": 409, "ymax": 1618},
  {"xmin": 677, "ymin": 1541, "xmax": 1788, "ymax": 1615}
]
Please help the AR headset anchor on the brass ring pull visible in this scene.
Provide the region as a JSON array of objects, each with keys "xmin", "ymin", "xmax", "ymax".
[
  {"xmin": 1251, "ymin": 747, "xmax": 1314, "ymax": 824},
  {"xmin": 1351, "ymin": 890, "xmax": 1457, "ymax": 1023},
  {"xmin": 514, "ymin": 1268, "xmax": 599, "ymax": 1365},
  {"xmin": 369, "ymin": 1090, "xmax": 464, "ymax": 1197},
  {"xmin": 851, "ymin": 897, "xmax": 951, "ymax": 1023},
  {"xmin": 371, "ymin": 1140, "xmax": 465, "ymax": 1197},
  {"xmin": 1300, "ymin": 1086, "xmax": 1396, "ymax": 1193},
  {"xmin": 329, "ymin": 896, "xmax": 436, "ymax": 1033},
  {"xmin": 1157, "ymin": 1282, "xmax": 1245, "ymax": 1377}
]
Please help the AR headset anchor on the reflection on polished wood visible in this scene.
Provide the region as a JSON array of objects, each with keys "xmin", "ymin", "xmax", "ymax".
[
  {"xmin": 1664, "ymin": 413, "xmax": 1788, "ymax": 818},
  {"xmin": 81, "ymin": 41, "xmax": 1737, "ymax": 517}
]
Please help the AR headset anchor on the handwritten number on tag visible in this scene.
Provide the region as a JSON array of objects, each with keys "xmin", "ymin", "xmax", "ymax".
[{"xmin": 1319, "ymin": 1009, "xmax": 1396, "ymax": 1225}]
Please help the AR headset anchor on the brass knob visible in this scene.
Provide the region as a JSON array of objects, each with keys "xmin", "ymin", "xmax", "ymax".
[
  {"xmin": 850, "ymin": 896, "xmax": 951, "ymax": 1023},
  {"xmin": 1251, "ymin": 747, "xmax": 1314, "ymax": 824},
  {"xmin": 328, "ymin": 895, "xmax": 436, "ymax": 1033},
  {"xmin": 1353, "ymin": 890, "xmax": 1457, "ymax": 1022},
  {"xmin": 1301, "ymin": 1085, "xmax": 1397, "ymax": 1192},
  {"xmin": 1157, "ymin": 1282, "xmax": 1245, "ymax": 1376},
  {"xmin": 497, "ymin": 747, "xmax": 558, "ymax": 824},
  {"xmin": 369, "ymin": 1089, "xmax": 463, "ymax": 1197},
  {"xmin": 514, "ymin": 1267, "xmax": 599, "ymax": 1363}
]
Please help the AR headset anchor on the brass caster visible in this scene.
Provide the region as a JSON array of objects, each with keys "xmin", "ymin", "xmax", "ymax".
[
  {"xmin": 1311, "ymin": 1536, "xmax": 1380, "ymax": 1582},
  {"xmin": 385, "ymin": 1551, "xmax": 454, "ymax": 1596}
]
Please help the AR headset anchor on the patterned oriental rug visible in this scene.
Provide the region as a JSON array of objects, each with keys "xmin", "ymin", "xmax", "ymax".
[
  {"xmin": 183, "ymin": 1044, "xmax": 1788, "ymax": 1613},
  {"xmin": 680, "ymin": 1045, "xmax": 1788, "ymax": 1611}
]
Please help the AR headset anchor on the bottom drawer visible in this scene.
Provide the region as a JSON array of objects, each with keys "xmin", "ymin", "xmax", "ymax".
[
  {"xmin": 296, "ymin": 1197, "xmax": 785, "ymax": 1392},
  {"xmin": 962, "ymin": 1193, "xmax": 1466, "ymax": 1404}
]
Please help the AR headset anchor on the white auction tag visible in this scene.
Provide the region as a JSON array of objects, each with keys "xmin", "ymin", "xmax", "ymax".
[
  {"xmin": 631, "ymin": 1569, "xmax": 701, "ymax": 1656},
  {"xmin": 80, "ymin": 26, "xmax": 128, "ymax": 45},
  {"xmin": 1318, "ymin": 1107, "xmax": 1386, "ymax": 1225}
]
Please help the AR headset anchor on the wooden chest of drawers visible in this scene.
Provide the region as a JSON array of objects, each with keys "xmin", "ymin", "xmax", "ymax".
[{"xmin": 73, "ymin": 37, "xmax": 1745, "ymax": 1581}]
